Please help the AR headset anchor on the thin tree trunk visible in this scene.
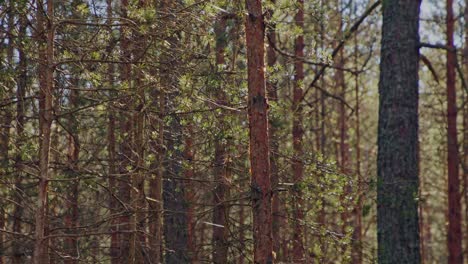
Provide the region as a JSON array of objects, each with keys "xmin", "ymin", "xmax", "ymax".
[
  {"xmin": 446, "ymin": 0, "xmax": 463, "ymax": 263},
  {"xmin": 351, "ymin": 22, "xmax": 362, "ymax": 264},
  {"xmin": 292, "ymin": 0, "xmax": 305, "ymax": 262},
  {"xmin": 266, "ymin": 0, "xmax": 281, "ymax": 260},
  {"xmin": 318, "ymin": 12, "xmax": 327, "ymax": 256},
  {"xmin": 0, "ymin": 6, "xmax": 14, "ymax": 262},
  {"xmin": 106, "ymin": 1, "xmax": 120, "ymax": 263},
  {"xmin": 12, "ymin": 3, "xmax": 27, "ymax": 262},
  {"xmin": 335, "ymin": 1, "xmax": 351, "ymax": 241},
  {"xmin": 244, "ymin": 0, "xmax": 273, "ymax": 263},
  {"xmin": 464, "ymin": 0, "xmax": 468, "ymax": 259},
  {"xmin": 212, "ymin": 13, "xmax": 230, "ymax": 264},
  {"xmin": 377, "ymin": 0, "xmax": 421, "ymax": 263},
  {"xmin": 131, "ymin": 1, "xmax": 148, "ymax": 261},
  {"xmin": 63, "ymin": 3, "xmax": 83, "ymax": 260},
  {"xmin": 33, "ymin": 0, "xmax": 54, "ymax": 262},
  {"xmin": 118, "ymin": 0, "xmax": 132, "ymax": 261},
  {"xmin": 64, "ymin": 78, "xmax": 80, "ymax": 264}
]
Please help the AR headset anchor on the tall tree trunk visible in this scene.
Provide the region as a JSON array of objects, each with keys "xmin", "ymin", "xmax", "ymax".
[
  {"xmin": 351, "ymin": 22, "xmax": 362, "ymax": 264},
  {"xmin": 12, "ymin": 3, "xmax": 27, "ymax": 262},
  {"xmin": 118, "ymin": 0, "xmax": 132, "ymax": 261},
  {"xmin": 336, "ymin": 2, "xmax": 350, "ymax": 241},
  {"xmin": 0, "ymin": 4, "xmax": 14, "ymax": 262},
  {"xmin": 63, "ymin": 1, "xmax": 84, "ymax": 260},
  {"xmin": 377, "ymin": 0, "xmax": 421, "ymax": 263},
  {"xmin": 446, "ymin": 0, "xmax": 463, "ymax": 263},
  {"xmin": 292, "ymin": 0, "xmax": 305, "ymax": 262},
  {"xmin": 266, "ymin": 0, "xmax": 281, "ymax": 260},
  {"xmin": 33, "ymin": 0, "xmax": 54, "ymax": 262},
  {"xmin": 64, "ymin": 78, "xmax": 80, "ymax": 264},
  {"xmin": 131, "ymin": 1, "xmax": 148, "ymax": 262},
  {"xmin": 244, "ymin": 0, "xmax": 273, "ymax": 263},
  {"xmin": 464, "ymin": 0, "xmax": 468, "ymax": 259},
  {"xmin": 106, "ymin": 1, "xmax": 120, "ymax": 263},
  {"xmin": 212, "ymin": 13, "xmax": 230, "ymax": 264}
]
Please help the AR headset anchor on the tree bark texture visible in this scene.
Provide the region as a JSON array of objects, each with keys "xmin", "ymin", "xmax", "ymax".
[
  {"xmin": 292, "ymin": 0, "xmax": 305, "ymax": 262},
  {"xmin": 352, "ymin": 22, "xmax": 362, "ymax": 264},
  {"xmin": 266, "ymin": 0, "xmax": 281, "ymax": 259},
  {"xmin": 377, "ymin": 0, "xmax": 421, "ymax": 263},
  {"xmin": 33, "ymin": 0, "xmax": 54, "ymax": 262},
  {"xmin": 245, "ymin": 0, "xmax": 273, "ymax": 263},
  {"xmin": 117, "ymin": 0, "xmax": 132, "ymax": 261},
  {"xmin": 12, "ymin": 4, "xmax": 27, "ymax": 262},
  {"xmin": 212, "ymin": 13, "xmax": 230, "ymax": 264},
  {"xmin": 463, "ymin": 0, "xmax": 468, "ymax": 259},
  {"xmin": 446, "ymin": 0, "xmax": 462, "ymax": 262}
]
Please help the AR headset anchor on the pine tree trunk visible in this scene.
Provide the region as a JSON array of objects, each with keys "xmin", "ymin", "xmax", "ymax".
[
  {"xmin": 377, "ymin": 0, "xmax": 421, "ymax": 263},
  {"xmin": 244, "ymin": 0, "xmax": 273, "ymax": 263},
  {"xmin": 335, "ymin": 3, "xmax": 350, "ymax": 242},
  {"xmin": 464, "ymin": 0, "xmax": 468, "ymax": 259},
  {"xmin": 212, "ymin": 13, "xmax": 230, "ymax": 264},
  {"xmin": 105, "ymin": 1, "xmax": 120, "ymax": 263},
  {"xmin": 64, "ymin": 78, "xmax": 80, "ymax": 264},
  {"xmin": 292, "ymin": 0, "xmax": 305, "ymax": 262},
  {"xmin": 12, "ymin": 4, "xmax": 27, "ymax": 262},
  {"xmin": 131, "ymin": 1, "xmax": 148, "ymax": 260},
  {"xmin": 351, "ymin": 25, "xmax": 362, "ymax": 264},
  {"xmin": 33, "ymin": 0, "xmax": 54, "ymax": 261},
  {"xmin": 266, "ymin": 1, "xmax": 281, "ymax": 259},
  {"xmin": 446, "ymin": 0, "xmax": 463, "ymax": 263},
  {"xmin": 0, "ymin": 7, "xmax": 13, "ymax": 261},
  {"xmin": 118, "ymin": 0, "xmax": 132, "ymax": 261}
]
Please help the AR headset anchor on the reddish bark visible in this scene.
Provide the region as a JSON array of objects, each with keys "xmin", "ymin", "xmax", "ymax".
[
  {"xmin": 446, "ymin": 0, "xmax": 462, "ymax": 263},
  {"xmin": 212, "ymin": 13, "xmax": 230, "ymax": 264},
  {"xmin": 105, "ymin": 1, "xmax": 120, "ymax": 263},
  {"xmin": 33, "ymin": 0, "xmax": 54, "ymax": 262},
  {"xmin": 245, "ymin": 0, "xmax": 273, "ymax": 263},
  {"xmin": 292, "ymin": 0, "xmax": 305, "ymax": 262},
  {"xmin": 266, "ymin": 1, "xmax": 281, "ymax": 259}
]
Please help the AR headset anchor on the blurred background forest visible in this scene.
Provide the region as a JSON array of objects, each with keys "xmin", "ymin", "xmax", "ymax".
[{"xmin": 0, "ymin": 0, "xmax": 466, "ymax": 263}]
